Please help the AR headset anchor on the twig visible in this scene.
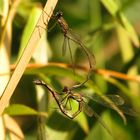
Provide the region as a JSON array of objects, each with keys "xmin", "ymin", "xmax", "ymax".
[
  {"xmin": 94, "ymin": 69, "xmax": 140, "ymax": 83},
  {"xmin": 5, "ymin": 62, "xmax": 140, "ymax": 83}
]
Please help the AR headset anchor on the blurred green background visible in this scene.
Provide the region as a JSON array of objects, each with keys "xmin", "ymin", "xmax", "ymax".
[{"xmin": 1, "ymin": 0, "xmax": 140, "ymax": 140}]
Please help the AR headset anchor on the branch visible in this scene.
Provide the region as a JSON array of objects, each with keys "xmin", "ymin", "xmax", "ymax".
[{"xmin": 6, "ymin": 62, "xmax": 140, "ymax": 83}]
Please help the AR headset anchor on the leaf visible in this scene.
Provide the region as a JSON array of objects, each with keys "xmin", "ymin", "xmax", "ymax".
[
  {"xmin": 101, "ymin": 0, "xmax": 139, "ymax": 47},
  {"xmin": 18, "ymin": 7, "xmax": 41, "ymax": 59},
  {"xmin": 105, "ymin": 77, "xmax": 140, "ymax": 115},
  {"xmin": 85, "ymin": 111, "xmax": 132, "ymax": 140},
  {"xmin": 117, "ymin": 12, "xmax": 139, "ymax": 47},
  {"xmin": 26, "ymin": 65, "xmax": 98, "ymax": 91},
  {"xmin": 74, "ymin": 106, "xmax": 89, "ymax": 134},
  {"xmin": 4, "ymin": 115, "xmax": 24, "ymax": 140},
  {"xmin": 4, "ymin": 104, "xmax": 39, "ymax": 116},
  {"xmin": 101, "ymin": 0, "xmax": 119, "ymax": 16},
  {"xmin": 0, "ymin": 0, "xmax": 8, "ymax": 25}
]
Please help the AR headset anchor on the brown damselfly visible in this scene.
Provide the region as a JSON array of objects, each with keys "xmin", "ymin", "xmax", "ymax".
[
  {"xmin": 34, "ymin": 79, "xmax": 139, "ymax": 135},
  {"xmin": 37, "ymin": 10, "xmax": 96, "ymax": 85}
]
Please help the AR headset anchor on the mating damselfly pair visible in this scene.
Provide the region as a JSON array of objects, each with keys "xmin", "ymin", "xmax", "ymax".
[
  {"xmin": 34, "ymin": 79, "xmax": 139, "ymax": 135},
  {"xmin": 35, "ymin": 9, "xmax": 139, "ymax": 135}
]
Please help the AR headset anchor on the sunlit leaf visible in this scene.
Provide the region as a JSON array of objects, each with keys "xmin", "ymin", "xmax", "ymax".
[
  {"xmin": 101, "ymin": 0, "xmax": 139, "ymax": 46},
  {"xmin": 18, "ymin": 7, "xmax": 42, "ymax": 58},
  {"xmin": 4, "ymin": 104, "xmax": 39, "ymax": 116}
]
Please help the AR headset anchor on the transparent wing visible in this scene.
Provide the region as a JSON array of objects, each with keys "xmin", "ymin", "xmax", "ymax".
[
  {"xmin": 85, "ymin": 94, "xmax": 125, "ymax": 106},
  {"xmin": 82, "ymin": 102, "xmax": 113, "ymax": 136},
  {"xmin": 82, "ymin": 93, "xmax": 140, "ymax": 116},
  {"xmin": 67, "ymin": 28, "xmax": 82, "ymax": 43},
  {"xmin": 82, "ymin": 101, "xmax": 94, "ymax": 117},
  {"xmin": 62, "ymin": 37, "xmax": 67, "ymax": 56},
  {"xmin": 67, "ymin": 29, "xmax": 96, "ymax": 69},
  {"xmin": 119, "ymin": 106, "xmax": 140, "ymax": 116},
  {"xmin": 82, "ymin": 93, "xmax": 127, "ymax": 124},
  {"xmin": 67, "ymin": 38, "xmax": 75, "ymax": 75},
  {"xmin": 62, "ymin": 36, "xmax": 75, "ymax": 75}
]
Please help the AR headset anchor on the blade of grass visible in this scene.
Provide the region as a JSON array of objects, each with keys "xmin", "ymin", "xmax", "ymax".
[{"xmin": 0, "ymin": 0, "xmax": 21, "ymax": 48}]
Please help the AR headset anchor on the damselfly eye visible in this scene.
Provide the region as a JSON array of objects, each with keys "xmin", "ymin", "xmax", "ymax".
[
  {"xmin": 62, "ymin": 86, "xmax": 68, "ymax": 92},
  {"xmin": 56, "ymin": 11, "xmax": 63, "ymax": 17},
  {"xmin": 59, "ymin": 11, "xmax": 63, "ymax": 16}
]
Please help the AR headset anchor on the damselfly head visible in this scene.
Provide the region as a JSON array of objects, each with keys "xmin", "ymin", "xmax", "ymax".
[
  {"xmin": 55, "ymin": 11, "xmax": 63, "ymax": 18},
  {"xmin": 33, "ymin": 79, "xmax": 42, "ymax": 85},
  {"xmin": 62, "ymin": 86, "xmax": 69, "ymax": 93}
]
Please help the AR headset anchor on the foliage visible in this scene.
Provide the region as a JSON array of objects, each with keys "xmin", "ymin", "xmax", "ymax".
[{"xmin": 0, "ymin": 0, "xmax": 140, "ymax": 140}]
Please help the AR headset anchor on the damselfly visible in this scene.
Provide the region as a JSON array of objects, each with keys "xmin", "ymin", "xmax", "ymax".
[
  {"xmin": 34, "ymin": 79, "xmax": 139, "ymax": 135},
  {"xmin": 37, "ymin": 10, "xmax": 95, "ymax": 84},
  {"xmin": 51, "ymin": 12, "xmax": 95, "ymax": 67},
  {"xmin": 61, "ymin": 86, "xmax": 139, "ymax": 123}
]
